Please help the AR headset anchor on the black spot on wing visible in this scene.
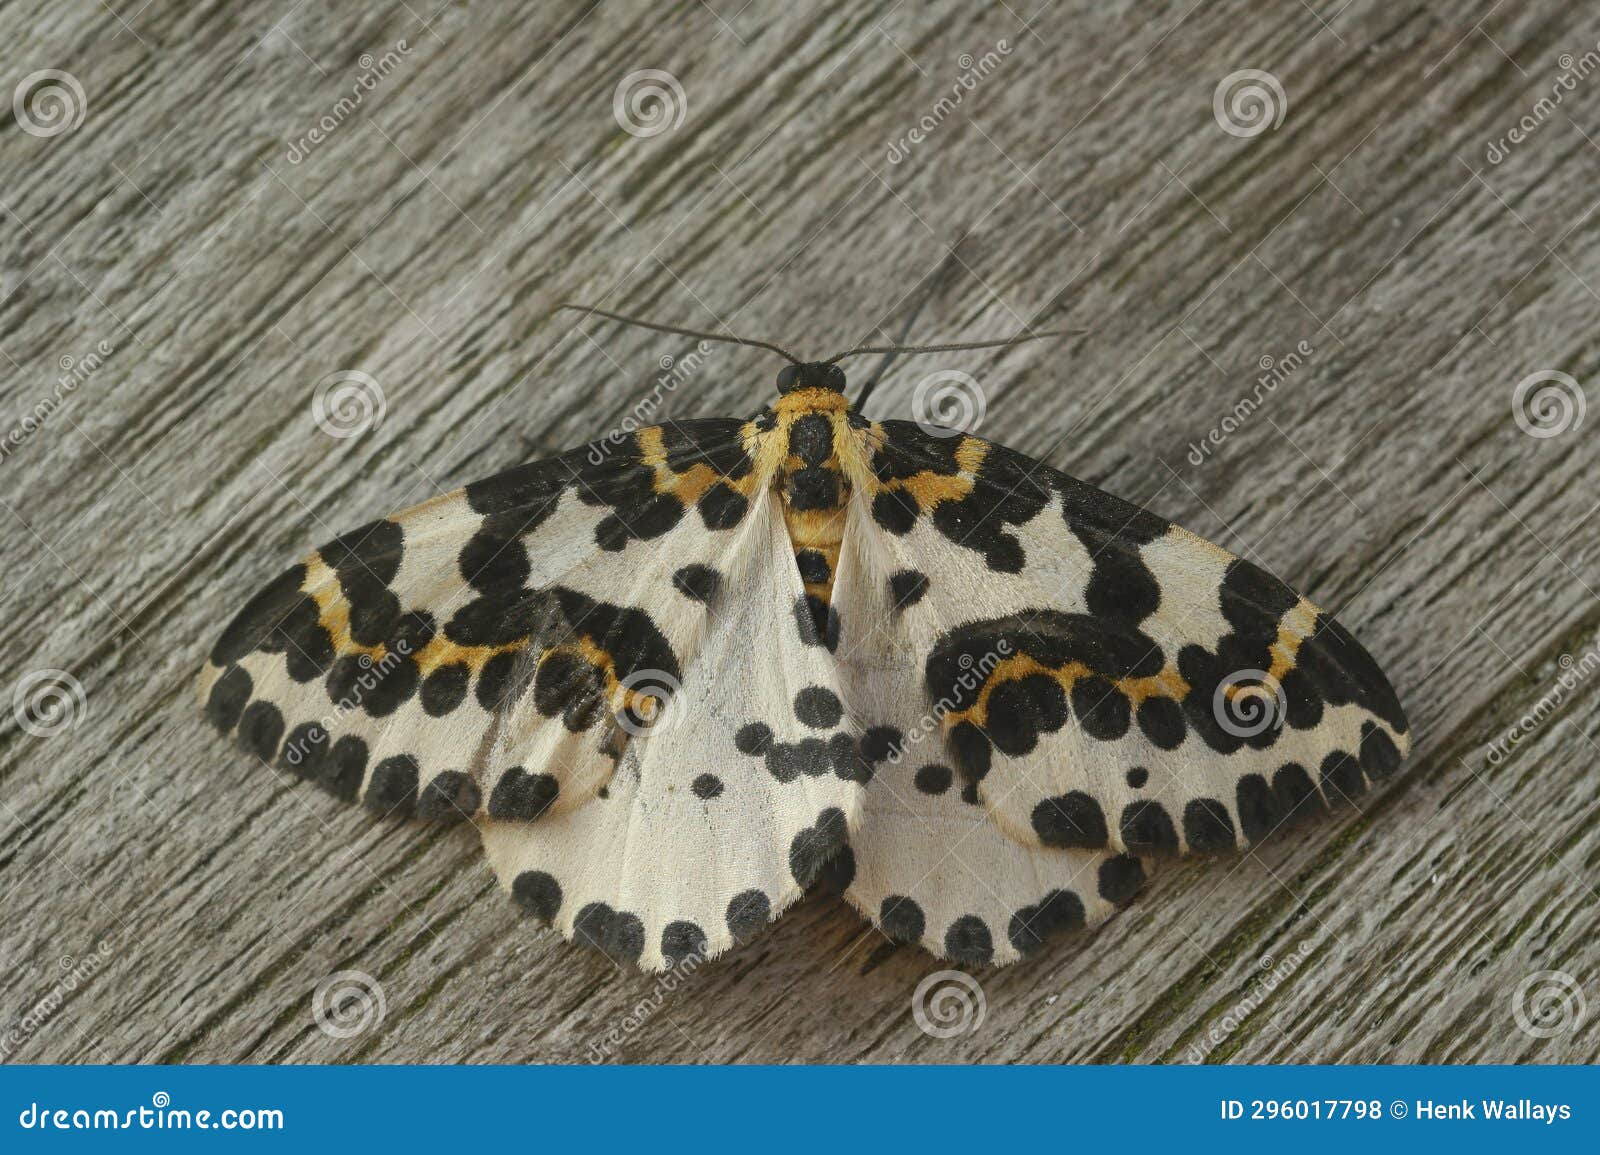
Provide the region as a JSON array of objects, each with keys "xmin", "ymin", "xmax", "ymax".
[
  {"xmin": 206, "ymin": 666, "xmax": 252, "ymax": 732},
  {"xmin": 1097, "ymin": 854, "xmax": 1145, "ymax": 905},
  {"xmin": 672, "ymin": 564, "xmax": 722, "ymax": 603},
  {"xmin": 417, "ymin": 770, "xmax": 480, "ymax": 822},
  {"xmin": 1182, "ymin": 797, "xmax": 1237, "ymax": 853},
  {"xmin": 794, "ymin": 595, "xmax": 840, "ymax": 651},
  {"xmin": 1272, "ymin": 762, "xmax": 1325, "ymax": 826},
  {"xmin": 879, "ymin": 896, "xmax": 926, "ymax": 944},
  {"xmin": 420, "ymin": 662, "xmax": 469, "ymax": 716},
  {"xmin": 237, "ymin": 700, "xmax": 285, "ymax": 762},
  {"xmin": 734, "ymin": 722, "xmax": 772, "ymax": 755},
  {"xmin": 1234, "ymin": 774, "xmax": 1282, "ymax": 845},
  {"xmin": 572, "ymin": 902, "xmax": 645, "ymax": 965},
  {"xmin": 698, "ymin": 483, "xmax": 748, "ymax": 529},
  {"xmin": 459, "ymin": 529, "xmax": 530, "ymax": 592},
  {"xmin": 320, "ymin": 735, "xmax": 369, "ymax": 802},
  {"xmin": 726, "ymin": 889, "xmax": 770, "ymax": 945},
  {"xmin": 793, "ymin": 686, "xmax": 843, "ymax": 728},
  {"xmin": 365, "ymin": 755, "xmax": 419, "ymax": 818},
  {"xmin": 943, "ymin": 915, "xmax": 994, "ymax": 965},
  {"xmin": 1120, "ymin": 799, "xmax": 1179, "ymax": 855},
  {"xmin": 1008, "ymin": 889, "xmax": 1086, "ymax": 956},
  {"xmin": 488, "ymin": 767, "xmax": 560, "ymax": 821},
  {"xmin": 986, "ymin": 675, "xmax": 1067, "ymax": 756},
  {"xmin": 319, "ymin": 519, "xmax": 405, "ymax": 647},
  {"xmin": 1359, "ymin": 722, "xmax": 1401, "ymax": 781},
  {"xmin": 279, "ymin": 721, "xmax": 325, "ymax": 779},
  {"xmin": 811, "ymin": 844, "xmax": 856, "ymax": 893},
  {"xmin": 661, "ymin": 921, "xmax": 708, "ymax": 965},
  {"xmin": 1031, "ymin": 791, "xmax": 1109, "ymax": 849},
  {"xmin": 1296, "ymin": 613, "xmax": 1409, "ymax": 736},
  {"xmin": 1135, "ymin": 695, "xmax": 1186, "ymax": 750},
  {"xmin": 889, "ymin": 569, "xmax": 929, "ymax": 610},
  {"xmin": 531, "ymin": 650, "xmax": 606, "ymax": 730},
  {"xmin": 211, "ymin": 565, "xmax": 334, "ymax": 683},
  {"xmin": 949, "ymin": 721, "xmax": 991, "ymax": 782},
  {"xmin": 859, "ymin": 725, "xmax": 903, "ymax": 764},
  {"xmin": 789, "ymin": 807, "xmax": 849, "ymax": 888},
  {"xmin": 1319, "ymin": 749, "xmax": 1365, "ymax": 804},
  {"xmin": 1069, "ymin": 676, "xmax": 1131, "ymax": 741},
  {"xmin": 512, "ymin": 870, "xmax": 562, "ymax": 922}
]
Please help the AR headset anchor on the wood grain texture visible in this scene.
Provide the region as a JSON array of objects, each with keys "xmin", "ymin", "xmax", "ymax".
[{"xmin": 2, "ymin": 0, "xmax": 1597, "ymax": 1064}]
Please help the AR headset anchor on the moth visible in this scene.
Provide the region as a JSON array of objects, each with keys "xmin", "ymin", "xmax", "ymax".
[{"xmin": 199, "ymin": 308, "xmax": 1408, "ymax": 972}]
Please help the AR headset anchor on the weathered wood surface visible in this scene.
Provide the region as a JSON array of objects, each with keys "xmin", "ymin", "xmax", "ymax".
[{"xmin": 2, "ymin": 0, "xmax": 1597, "ymax": 1064}]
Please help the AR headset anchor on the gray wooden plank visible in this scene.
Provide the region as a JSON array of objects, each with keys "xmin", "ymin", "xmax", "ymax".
[{"xmin": 1, "ymin": 0, "xmax": 1596, "ymax": 1064}]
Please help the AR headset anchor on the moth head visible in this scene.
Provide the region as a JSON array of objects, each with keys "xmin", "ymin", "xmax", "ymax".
[{"xmin": 775, "ymin": 362, "xmax": 847, "ymax": 396}]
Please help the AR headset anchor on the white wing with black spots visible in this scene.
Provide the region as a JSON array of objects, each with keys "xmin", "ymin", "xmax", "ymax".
[
  {"xmin": 480, "ymin": 491, "xmax": 866, "ymax": 970},
  {"xmin": 855, "ymin": 420, "xmax": 1410, "ymax": 865},
  {"xmin": 197, "ymin": 420, "xmax": 763, "ymax": 826},
  {"xmin": 830, "ymin": 511, "xmax": 1140, "ymax": 965}
]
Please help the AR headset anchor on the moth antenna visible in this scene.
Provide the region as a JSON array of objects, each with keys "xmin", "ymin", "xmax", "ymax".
[
  {"xmin": 836, "ymin": 329, "xmax": 1079, "ymax": 409},
  {"xmin": 824, "ymin": 329, "xmax": 1074, "ymax": 365},
  {"xmin": 557, "ymin": 303, "xmax": 803, "ymax": 365}
]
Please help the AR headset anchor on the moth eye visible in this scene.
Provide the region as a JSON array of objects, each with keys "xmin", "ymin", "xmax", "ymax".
[
  {"xmin": 821, "ymin": 363, "xmax": 846, "ymax": 393},
  {"xmin": 776, "ymin": 364, "xmax": 801, "ymax": 393}
]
